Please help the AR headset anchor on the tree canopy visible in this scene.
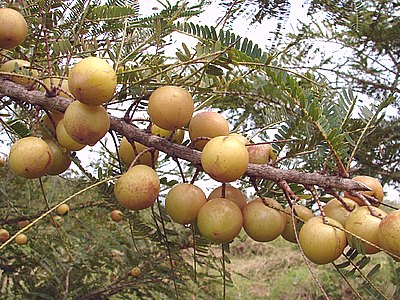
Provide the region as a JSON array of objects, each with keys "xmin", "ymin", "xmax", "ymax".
[{"xmin": 0, "ymin": 0, "xmax": 399, "ymax": 298}]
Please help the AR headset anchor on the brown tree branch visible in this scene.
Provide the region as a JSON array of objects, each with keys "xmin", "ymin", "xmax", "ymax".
[{"xmin": 0, "ymin": 78, "xmax": 370, "ymax": 192}]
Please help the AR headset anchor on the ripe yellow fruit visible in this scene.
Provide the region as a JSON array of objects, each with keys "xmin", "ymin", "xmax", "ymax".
[
  {"xmin": 0, "ymin": 59, "xmax": 38, "ymax": 86},
  {"xmin": 165, "ymin": 183, "xmax": 207, "ymax": 224},
  {"xmin": 0, "ymin": 229, "xmax": 10, "ymax": 242},
  {"xmin": 50, "ymin": 215, "xmax": 63, "ymax": 228},
  {"xmin": 15, "ymin": 233, "xmax": 28, "ymax": 245},
  {"xmin": 323, "ymin": 198, "xmax": 359, "ymax": 227},
  {"xmin": 151, "ymin": 124, "xmax": 185, "ymax": 144},
  {"xmin": 189, "ymin": 111, "xmax": 229, "ymax": 150},
  {"xmin": 299, "ymin": 217, "xmax": 347, "ymax": 265},
  {"xmin": 9, "ymin": 137, "xmax": 53, "ymax": 178},
  {"xmin": 42, "ymin": 77, "xmax": 71, "ymax": 98},
  {"xmin": 208, "ymin": 185, "xmax": 247, "ymax": 210},
  {"xmin": 130, "ymin": 267, "xmax": 141, "ymax": 277},
  {"xmin": 68, "ymin": 57, "xmax": 117, "ymax": 106},
  {"xmin": 243, "ymin": 198, "xmax": 285, "ymax": 242},
  {"xmin": 0, "ymin": 8, "xmax": 28, "ymax": 49},
  {"xmin": 110, "ymin": 210, "xmax": 123, "ymax": 222},
  {"xmin": 56, "ymin": 119, "xmax": 85, "ymax": 151},
  {"xmin": 247, "ymin": 144, "xmax": 276, "ymax": 164},
  {"xmin": 114, "ymin": 165, "xmax": 160, "ymax": 210},
  {"xmin": 40, "ymin": 112, "xmax": 64, "ymax": 139},
  {"xmin": 45, "ymin": 139, "xmax": 71, "ymax": 175},
  {"xmin": 281, "ymin": 204, "xmax": 314, "ymax": 243},
  {"xmin": 197, "ymin": 198, "xmax": 243, "ymax": 244},
  {"xmin": 345, "ymin": 206, "xmax": 387, "ymax": 254},
  {"xmin": 63, "ymin": 101, "xmax": 110, "ymax": 145},
  {"xmin": 344, "ymin": 175, "xmax": 384, "ymax": 207},
  {"xmin": 148, "ymin": 86, "xmax": 194, "ymax": 130},
  {"xmin": 228, "ymin": 133, "xmax": 249, "ymax": 145},
  {"xmin": 201, "ymin": 136, "xmax": 249, "ymax": 182},
  {"xmin": 119, "ymin": 137, "xmax": 158, "ymax": 167},
  {"xmin": 379, "ymin": 210, "xmax": 400, "ymax": 258},
  {"xmin": 57, "ymin": 204, "xmax": 70, "ymax": 216}
]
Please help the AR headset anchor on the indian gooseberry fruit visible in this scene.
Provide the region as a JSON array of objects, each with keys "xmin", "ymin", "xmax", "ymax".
[
  {"xmin": 0, "ymin": 229, "xmax": 10, "ymax": 242},
  {"xmin": 0, "ymin": 8, "xmax": 28, "ymax": 49},
  {"xmin": 56, "ymin": 119, "xmax": 85, "ymax": 151},
  {"xmin": 247, "ymin": 144, "xmax": 277, "ymax": 164},
  {"xmin": 130, "ymin": 267, "xmax": 141, "ymax": 277},
  {"xmin": 243, "ymin": 198, "xmax": 285, "ymax": 242},
  {"xmin": 15, "ymin": 233, "xmax": 28, "ymax": 245},
  {"xmin": 18, "ymin": 220, "xmax": 30, "ymax": 229},
  {"xmin": 344, "ymin": 175, "xmax": 384, "ymax": 207},
  {"xmin": 197, "ymin": 198, "xmax": 243, "ymax": 244},
  {"xmin": 119, "ymin": 137, "xmax": 158, "ymax": 167},
  {"xmin": 50, "ymin": 215, "xmax": 63, "ymax": 228},
  {"xmin": 110, "ymin": 210, "xmax": 123, "ymax": 222},
  {"xmin": 0, "ymin": 59, "xmax": 38, "ymax": 86},
  {"xmin": 151, "ymin": 124, "xmax": 185, "ymax": 144},
  {"xmin": 114, "ymin": 165, "xmax": 160, "ymax": 211},
  {"xmin": 45, "ymin": 139, "xmax": 71, "ymax": 175},
  {"xmin": 165, "ymin": 183, "xmax": 207, "ymax": 225},
  {"xmin": 8, "ymin": 136, "xmax": 53, "ymax": 178},
  {"xmin": 148, "ymin": 86, "xmax": 194, "ymax": 130},
  {"xmin": 323, "ymin": 198, "xmax": 359, "ymax": 227},
  {"xmin": 68, "ymin": 57, "xmax": 117, "ymax": 106},
  {"xmin": 299, "ymin": 216, "xmax": 347, "ymax": 265},
  {"xmin": 345, "ymin": 206, "xmax": 387, "ymax": 254},
  {"xmin": 189, "ymin": 111, "xmax": 229, "ymax": 150},
  {"xmin": 40, "ymin": 112, "xmax": 64, "ymax": 139},
  {"xmin": 42, "ymin": 77, "xmax": 71, "ymax": 98},
  {"xmin": 201, "ymin": 136, "xmax": 249, "ymax": 182},
  {"xmin": 0, "ymin": 157, "xmax": 5, "ymax": 168},
  {"xmin": 281, "ymin": 204, "xmax": 314, "ymax": 243},
  {"xmin": 229, "ymin": 133, "xmax": 249, "ymax": 145},
  {"xmin": 208, "ymin": 185, "xmax": 247, "ymax": 210},
  {"xmin": 63, "ymin": 101, "xmax": 110, "ymax": 146},
  {"xmin": 379, "ymin": 210, "xmax": 400, "ymax": 259},
  {"xmin": 57, "ymin": 204, "xmax": 70, "ymax": 216}
]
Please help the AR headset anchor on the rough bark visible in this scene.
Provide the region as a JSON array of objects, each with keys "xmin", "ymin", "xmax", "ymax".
[{"xmin": 0, "ymin": 78, "xmax": 368, "ymax": 192}]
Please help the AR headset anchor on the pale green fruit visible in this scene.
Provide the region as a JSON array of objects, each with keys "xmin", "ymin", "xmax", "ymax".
[
  {"xmin": 148, "ymin": 86, "xmax": 194, "ymax": 130},
  {"xmin": 9, "ymin": 137, "xmax": 53, "ymax": 178},
  {"xmin": 68, "ymin": 57, "xmax": 117, "ymax": 106},
  {"xmin": 151, "ymin": 124, "xmax": 185, "ymax": 144},
  {"xmin": 119, "ymin": 137, "xmax": 158, "ymax": 167},
  {"xmin": 201, "ymin": 136, "xmax": 249, "ymax": 182},
  {"xmin": 0, "ymin": 59, "xmax": 38, "ymax": 86},
  {"xmin": 165, "ymin": 183, "xmax": 207, "ymax": 224},
  {"xmin": 281, "ymin": 205, "xmax": 314, "ymax": 243},
  {"xmin": 323, "ymin": 198, "xmax": 359, "ymax": 227},
  {"xmin": 114, "ymin": 165, "xmax": 160, "ymax": 210},
  {"xmin": 379, "ymin": 210, "xmax": 400, "ymax": 259},
  {"xmin": 299, "ymin": 217, "xmax": 347, "ymax": 265},
  {"xmin": 189, "ymin": 111, "xmax": 229, "ymax": 150},
  {"xmin": 208, "ymin": 185, "xmax": 247, "ymax": 210},
  {"xmin": 56, "ymin": 119, "xmax": 86, "ymax": 151},
  {"xmin": 0, "ymin": 8, "xmax": 28, "ymax": 49},
  {"xmin": 345, "ymin": 206, "xmax": 387, "ymax": 254},
  {"xmin": 197, "ymin": 198, "xmax": 243, "ymax": 244},
  {"xmin": 344, "ymin": 176, "xmax": 384, "ymax": 207},
  {"xmin": 15, "ymin": 233, "xmax": 28, "ymax": 245},
  {"xmin": 243, "ymin": 198, "xmax": 285, "ymax": 242},
  {"xmin": 63, "ymin": 101, "xmax": 110, "ymax": 146},
  {"xmin": 40, "ymin": 112, "xmax": 64, "ymax": 139},
  {"xmin": 45, "ymin": 139, "xmax": 71, "ymax": 175}
]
